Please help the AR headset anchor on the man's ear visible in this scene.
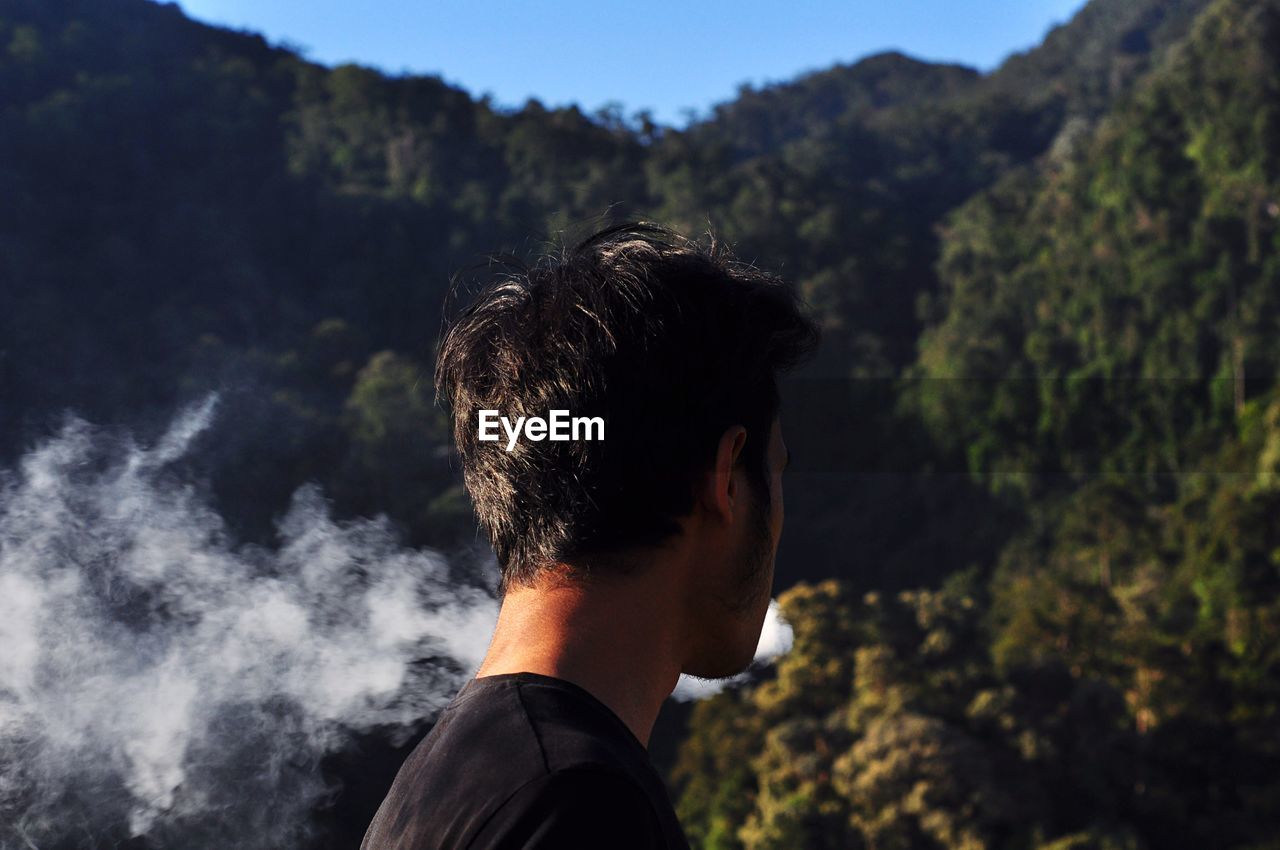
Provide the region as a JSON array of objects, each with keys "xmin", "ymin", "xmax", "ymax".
[{"xmin": 700, "ymin": 425, "xmax": 748, "ymax": 524}]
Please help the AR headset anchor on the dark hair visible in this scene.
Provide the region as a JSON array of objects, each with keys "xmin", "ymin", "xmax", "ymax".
[{"xmin": 435, "ymin": 221, "xmax": 820, "ymax": 594}]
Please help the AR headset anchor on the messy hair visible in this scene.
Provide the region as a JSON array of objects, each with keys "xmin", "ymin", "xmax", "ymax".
[{"xmin": 435, "ymin": 221, "xmax": 820, "ymax": 595}]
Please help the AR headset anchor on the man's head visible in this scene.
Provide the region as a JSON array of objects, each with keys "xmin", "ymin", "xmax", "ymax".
[{"xmin": 435, "ymin": 222, "xmax": 818, "ymax": 671}]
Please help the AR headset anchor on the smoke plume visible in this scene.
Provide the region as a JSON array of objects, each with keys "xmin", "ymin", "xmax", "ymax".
[
  {"xmin": 0, "ymin": 395, "xmax": 497, "ymax": 849},
  {"xmin": 0, "ymin": 394, "xmax": 792, "ymax": 848}
]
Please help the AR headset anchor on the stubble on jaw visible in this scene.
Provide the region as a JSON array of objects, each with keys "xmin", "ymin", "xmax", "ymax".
[
  {"xmin": 725, "ymin": 481, "xmax": 776, "ymax": 615},
  {"xmin": 680, "ymin": 478, "xmax": 778, "ymax": 686},
  {"xmin": 689, "ymin": 483, "xmax": 776, "ymax": 680}
]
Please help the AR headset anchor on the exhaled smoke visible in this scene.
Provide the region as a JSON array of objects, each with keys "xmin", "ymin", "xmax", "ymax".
[
  {"xmin": 670, "ymin": 600, "xmax": 795, "ymax": 701},
  {"xmin": 0, "ymin": 394, "xmax": 792, "ymax": 849},
  {"xmin": 0, "ymin": 394, "xmax": 498, "ymax": 849}
]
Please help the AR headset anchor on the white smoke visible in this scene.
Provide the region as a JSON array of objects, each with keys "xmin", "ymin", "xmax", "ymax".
[
  {"xmin": 0, "ymin": 394, "xmax": 498, "ymax": 849},
  {"xmin": 0, "ymin": 393, "xmax": 792, "ymax": 848},
  {"xmin": 669, "ymin": 599, "xmax": 795, "ymax": 701}
]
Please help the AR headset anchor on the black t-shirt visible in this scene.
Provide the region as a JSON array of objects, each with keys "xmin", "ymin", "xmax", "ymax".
[{"xmin": 361, "ymin": 672, "xmax": 692, "ymax": 850}]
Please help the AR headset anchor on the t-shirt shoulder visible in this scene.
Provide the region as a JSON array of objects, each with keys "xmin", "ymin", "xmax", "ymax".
[
  {"xmin": 508, "ymin": 675, "xmax": 650, "ymax": 773},
  {"xmin": 465, "ymin": 764, "xmax": 664, "ymax": 850},
  {"xmin": 360, "ymin": 674, "xmax": 690, "ymax": 850}
]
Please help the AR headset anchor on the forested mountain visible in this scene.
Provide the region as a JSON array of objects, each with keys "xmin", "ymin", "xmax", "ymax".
[
  {"xmin": 676, "ymin": 0, "xmax": 1280, "ymax": 848},
  {"xmin": 0, "ymin": 0, "xmax": 1210, "ymax": 550},
  {"xmin": 5, "ymin": 0, "xmax": 1278, "ymax": 847},
  {"xmin": 914, "ymin": 0, "xmax": 1280, "ymax": 494}
]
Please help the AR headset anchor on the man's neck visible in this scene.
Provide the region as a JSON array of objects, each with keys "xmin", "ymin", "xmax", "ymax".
[{"xmin": 473, "ymin": 574, "xmax": 684, "ymax": 748}]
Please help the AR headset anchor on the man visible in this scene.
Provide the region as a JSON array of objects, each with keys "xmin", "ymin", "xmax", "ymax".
[{"xmin": 362, "ymin": 221, "xmax": 820, "ymax": 849}]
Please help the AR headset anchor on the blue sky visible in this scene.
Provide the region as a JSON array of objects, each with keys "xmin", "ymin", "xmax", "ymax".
[{"xmin": 175, "ymin": 0, "xmax": 1089, "ymax": 127}]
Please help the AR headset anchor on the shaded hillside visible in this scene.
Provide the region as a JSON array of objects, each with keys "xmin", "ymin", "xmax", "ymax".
[
  {"xmin": 683, "ymin": 52, "xmax": 983, "ymax": 164},
  {"xmin": 0, "ymin": 0, "xmax": 650, "ymax": 547},
  {"xmin": 986, "ymin": 0, "xmax": 1211, "ymax": 121}
]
